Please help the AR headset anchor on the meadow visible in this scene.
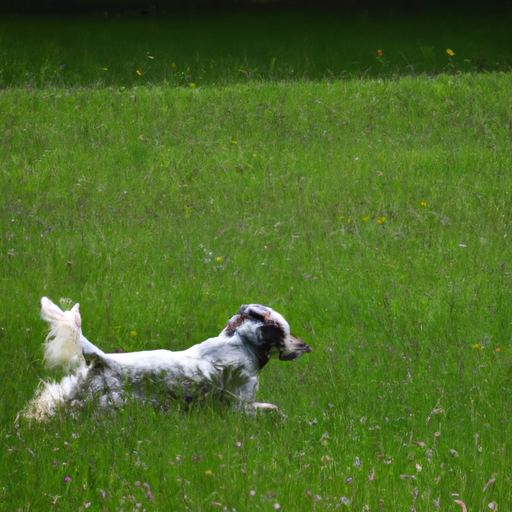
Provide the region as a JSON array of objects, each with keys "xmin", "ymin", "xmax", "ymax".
[{"xmin": 1, "ymin": 8, "xmax": 512, "ymax": 511}]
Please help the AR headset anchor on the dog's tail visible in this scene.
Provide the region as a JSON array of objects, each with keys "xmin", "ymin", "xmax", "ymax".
[{"xmin": 40, "ymin": 297, "xmax": 86, "ymax": 371}]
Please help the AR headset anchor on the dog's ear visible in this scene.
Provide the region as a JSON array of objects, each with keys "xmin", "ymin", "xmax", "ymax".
[{"xmin": 258, "ymin": 323, "xmax": 285, "ymax": 345}]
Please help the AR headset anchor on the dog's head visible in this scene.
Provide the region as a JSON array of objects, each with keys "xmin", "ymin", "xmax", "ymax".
[{"xmin": 222, "ymin": 304, "xmax": 312, "ymax": 367}]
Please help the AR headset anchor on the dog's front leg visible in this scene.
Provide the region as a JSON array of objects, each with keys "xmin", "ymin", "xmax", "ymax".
[{"xmin": 233, "ymin": 376, "xmax": 278, "ymax": 412}]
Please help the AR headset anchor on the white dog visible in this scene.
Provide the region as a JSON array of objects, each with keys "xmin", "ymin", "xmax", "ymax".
[{"xmin": 23, "ymin": 297, "xmax": 312, "ymax": 421}]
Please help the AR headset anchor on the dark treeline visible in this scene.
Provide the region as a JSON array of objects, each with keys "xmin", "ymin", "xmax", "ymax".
[{"xmin": 1, "ymin": 0, "xmax": 510, "ymax": 15}]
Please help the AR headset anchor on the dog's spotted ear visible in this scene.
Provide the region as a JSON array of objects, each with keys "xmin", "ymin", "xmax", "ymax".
[{"xmin": 224, "ymin": 313, "xmax": 246, "ymax": 336}]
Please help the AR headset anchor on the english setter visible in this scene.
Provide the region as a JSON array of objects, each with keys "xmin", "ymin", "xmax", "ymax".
[{"xmin": 23, "ymin": 297, "xmax": 312, "ymax": 421}]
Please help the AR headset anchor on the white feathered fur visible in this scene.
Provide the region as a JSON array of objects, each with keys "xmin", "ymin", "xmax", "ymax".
[{"xmin": 23, "ymin": 297, "xmax": 311, "ymax": 421}]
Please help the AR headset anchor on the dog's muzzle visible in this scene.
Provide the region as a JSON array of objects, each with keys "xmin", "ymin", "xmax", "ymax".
[{"xmin": 279, "ymin": 337, "xmax": 312, "ymax": 361}]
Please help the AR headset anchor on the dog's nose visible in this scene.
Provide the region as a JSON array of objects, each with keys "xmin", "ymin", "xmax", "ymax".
[{"xmin": 304, "ymin": 344, "xmax": 312, "ymax": 353}]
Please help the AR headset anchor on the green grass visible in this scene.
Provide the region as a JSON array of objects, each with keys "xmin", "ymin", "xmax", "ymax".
[{"xmin": 2, "ymin": 9, "xmax": 512, "ymax": 511}]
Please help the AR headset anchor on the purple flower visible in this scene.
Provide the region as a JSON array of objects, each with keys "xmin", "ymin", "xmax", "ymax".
[
  {"xmin": 64, "ymin": 476, "xmax": 71, "ymax": 483},
  {"xmin": 236, "ymin": 442, "xmax": 242, "ymax": 448},
  {"xmin": 346, "ymin": 477, "xmax": 353, "ymax": 484}
]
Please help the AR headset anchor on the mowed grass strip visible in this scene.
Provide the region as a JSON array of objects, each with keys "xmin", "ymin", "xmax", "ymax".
[{"xmin": 1, "ymin": 74, "xmax": 512, "ymax": 509}]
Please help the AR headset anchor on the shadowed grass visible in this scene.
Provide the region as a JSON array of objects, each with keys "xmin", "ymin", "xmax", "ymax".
[{"xmin": 0, "ymin": 8, "xmax": 511, "ymax": 88}]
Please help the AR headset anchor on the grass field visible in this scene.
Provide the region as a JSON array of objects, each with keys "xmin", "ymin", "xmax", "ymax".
[{"xmin": 2, "ymin": 8, "xmax": 512, "ymax": 511}]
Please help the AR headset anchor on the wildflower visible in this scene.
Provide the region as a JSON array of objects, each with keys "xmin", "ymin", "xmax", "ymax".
[
  {"xmin": 250, "ymin": 490, "xmax": 256, "ymax": 496},
  {"xmin": 421, "ymin": 201, "xmax": 427, "ymax": 207},
  {"xmin": 473, "ymin": 343, "xmax": 482, "ymax": 350},
  {"xmin": 130, "ymin": 331, "xmax": 137, "ymax": 336},
  {"xmin": 236, "ymin": 442, "xmax": 242, "ymax": 448},
  {"xmin": 64, "ymin": 476, "xmax": 71, "ymax": 483},
  {"xmin": 377, "ymin": 49, "xmax": 383, "ymax": 57},
  {"xmin": 346, "ymin": 477, "xmax": 353, "ymax": 484},
  {"xmin": 172, "ymin": 62, "xmax": 176, "ymax": 68},
  {"xmin": 496, "ymin": 347, "xmax": 501, "ymax": 352},
  {"xmin": 136, "ymin": 70, "xmax": 143, "ymax": 76},
  {"xmin": 204, "ymin": 470, "xmax": 213, "ymax": 476},
  {"xmin": 101, "ymin": 67, "xmax": 108, "ymax": 71},
  {"xmin": 49, "ymin": 495, "xmax": 61, "ymax": 505},
  {"xmin": 377, "ymin": 217, "xmax": 386, "ymax": 224},
  {"xmin": 189, "ymin": 83, "xmax": 196, "ymax": 88},
  {"xmin": 362, "ymin": 215, "xmax": 370, "ymax": 222},
  {"xmin": 340, "ymin": 496, "xmax": 350, "ymax": 505},
  {"xmin": 216, "ymin": 256, "xmax": 223, "ymax": 263},
  {"xmin": 446, "ymin": 49, "xmax": 455, "ymax": 56},
  {"xmin": 354, "ymin": 456, "xmax": 361, "ymax": 466}
]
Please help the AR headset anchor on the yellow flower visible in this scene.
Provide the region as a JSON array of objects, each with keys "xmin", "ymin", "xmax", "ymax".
[
  {"xmin": 446, "ymin": 49, "xmax": 455, "ymax": 56},
  {"xmin": 171, "ymin": 62, "xmax": 176, "ymax": 68},
  {"xmin": 362, "ymin": 215, "xmax": 370, "ymax": 222},
  {"xmin": 189, "ymin": 83, "xmax": 196, "ymax": 88},
  {"xmin": 101, "ymin": 67, "xmax": 108, "ymax": 71},
  {"xmin": 377, "ymin": 49, "xmax": 383, "ymax": 58},
  {"xmin": 377, "ymin": 217, "xmax": 386, "ymax": 224},
  {"xmin": 130, "ymin": 330, "xmax": 137, "ymax": 336},
  {"xmin": 204, "ymin": 470, "xmax": 213, "ymax": 476},
  {"xmin": 136, "ymin": 70, "xmax": 143, "ymax": 76},
  {"xmin": 472, "ymin": 343, "xmax": 482, "ymax": 350},
  {"xmin": 421, "ymin": 201, "xmax": 427, "ymax": 207},
  {"xmin": 216, "ymin": 256, "xmax": 223, "ymax": 263}
]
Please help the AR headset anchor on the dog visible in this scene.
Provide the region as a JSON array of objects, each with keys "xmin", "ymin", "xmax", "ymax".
[{"xmin": 23, "ymin": 297, "xmax": 312, "ymax": 421}]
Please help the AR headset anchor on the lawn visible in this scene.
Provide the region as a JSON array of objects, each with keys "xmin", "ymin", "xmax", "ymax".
[{"xmin": 1, "ymin": 8, "xmax": 512, "ymax": 511}]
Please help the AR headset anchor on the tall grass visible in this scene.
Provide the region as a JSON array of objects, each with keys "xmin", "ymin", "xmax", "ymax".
[{"xmin": 1, "ymin": 9, "xmax": 512, "ymax": 511}]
